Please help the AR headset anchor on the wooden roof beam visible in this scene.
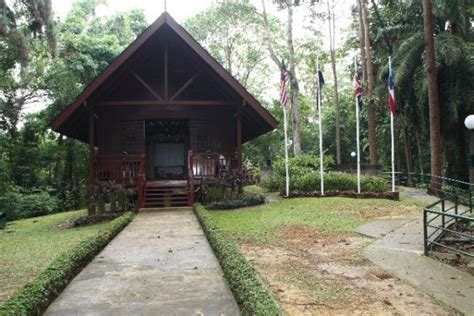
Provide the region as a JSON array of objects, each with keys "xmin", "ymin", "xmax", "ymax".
[
  {"xmin": 97, "ymin": 100, "xmax": 236, "ymax": 106},
  {"xmin": 131, "ymin": 71, "xmax": 163, "ymax": 101},
  {"xmin": 170, "ymin": 71, "xmax": 201, "ymax": 101}
]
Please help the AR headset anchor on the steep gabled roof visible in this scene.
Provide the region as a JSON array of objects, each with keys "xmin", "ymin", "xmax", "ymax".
[{"xmin": 51, "ymin": 12, "xmax": 277, "ymax": 141}]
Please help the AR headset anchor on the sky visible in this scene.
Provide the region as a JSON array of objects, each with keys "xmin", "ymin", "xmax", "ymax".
[
  {"xmin": 22, "ymin": 0, "xmax": 353, "ymax": 116},
  {"xmin": 51, "ymin": 0, "xmax": 216, "ymax": 24},
  {"xmin": 50, "ymin": 0, "xmax": 353, "ymax": 43}
]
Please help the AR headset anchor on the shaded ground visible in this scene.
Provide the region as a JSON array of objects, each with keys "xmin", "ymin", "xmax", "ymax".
[
  {"xmin": 0, "ymin": 210, "xmax": 105, "ymax": 303},
  {"xmin": 211, "ymin": 193, "xmax": 453, "ymax": 315}
]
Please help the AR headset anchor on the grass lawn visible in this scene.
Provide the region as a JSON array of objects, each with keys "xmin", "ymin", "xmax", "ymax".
[
  {"xmin": 0, "ymin": 210, "xmax": 107, "ymax": 303},
  {"xmin": 209, "ymin": 190, "xmax": 449, "ymax": 314},
  {"xmin": 210, "ymin": 193, "xmax": 425, "ymax": 244}
]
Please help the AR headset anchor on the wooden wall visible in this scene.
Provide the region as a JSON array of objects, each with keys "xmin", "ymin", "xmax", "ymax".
[{"xmin": 96, "ymin": 104, "xmax": 236, "ymax": 155}]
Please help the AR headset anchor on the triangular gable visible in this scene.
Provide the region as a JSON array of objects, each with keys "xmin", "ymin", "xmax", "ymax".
[{"xmin": 51, "ymin": 12, "xmax": 277, "ymax": 134}]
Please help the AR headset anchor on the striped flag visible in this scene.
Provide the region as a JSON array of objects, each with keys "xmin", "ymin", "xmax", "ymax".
[
  {"xmin": 280, "ymin": 61, "xmax": 289, "ymax": 108},
  {"xmin": 354, "ymin": 72, "xmax": 363, "ymax": 109},
  {"xmin": 388, "ymin": 65, "xmax": 396, "ymax": 113}
]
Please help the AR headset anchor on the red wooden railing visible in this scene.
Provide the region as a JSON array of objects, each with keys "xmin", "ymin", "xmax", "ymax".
[
  {"xmin": 95, "ymin": 151, "xmax": 240, "ymax": 208},
  {"xmin": 95, "ymin": 154, "xmax": 144, "ymax": 182},
  {"xmin": 95, "ymin": 153, "xmax": 145, "ymax": 207},
  {"xmin": 189, "ymin": 152, "xmax": 239, "ymax": 178},
  {"xmin": 186, "ymin": 151, "xmax": 240, "ymax": 206}
]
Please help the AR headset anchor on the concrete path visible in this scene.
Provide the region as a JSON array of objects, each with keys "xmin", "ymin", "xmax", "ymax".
[
  {"xmin": 45, "ymin": 209, "xmax": 240, "ymax": 316},
  {"xmin": 357, "ymin": 188, "xmax": 474, "ymax": 315}
]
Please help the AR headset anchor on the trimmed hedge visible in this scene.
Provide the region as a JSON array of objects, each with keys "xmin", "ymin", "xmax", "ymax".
[
  {"xmin": 194, "ymin": 204, "xmax": 281, "ymax": 315},
  {"xmin": 205, "ymin": 194, "xmax": 266, "ymax": 210},
  {"xmin": 268, "ymin": 171, "xmax": 387, "ymax": 195},
  {"xmin": 0, "ymin": 212, "xmax": 134, "ymax": 315}
]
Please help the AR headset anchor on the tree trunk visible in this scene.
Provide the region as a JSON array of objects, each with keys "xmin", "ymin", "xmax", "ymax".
[
  {"xmin": 422, "ymin": 0, "xmax": 443, "ymax": 194},
  {"xmin": 360, "ymin": 0, "xmax": 379, "ymax": 165},
  {"xmin": 463, "ymin": 0, "xmax": 470, "ymax": 39},
  {"xmin": 403, "ymin": 127, "xmax": 414, "ymax": 186},
  {"xmin": 286, "ymin": 3, "xmax": 302, "ymax": 156},
  {"xmin": 327, "ymin": 0, "xmax": 341, "ymax": 164},
  {"xmin": 261, "ymin": 0, "xmax": 302, "ymax": 156},
  {"xmin": 356, "ymin": 0, "xmax": 367, "ymax": 82},
  {"xmin": 414, "ymin": 129, "xmax": 424, "ymax": 176}
]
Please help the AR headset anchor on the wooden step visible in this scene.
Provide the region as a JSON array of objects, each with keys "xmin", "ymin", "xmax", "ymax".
[
  {"xmin": 142, "ymin": 180, "xmax": 191, "ymax": 209},
  {"xmin": 145, "ymin": 196, "xmax": 188, "ymax": 203},
  {"xmin": 139, "ymin": 207, "xmax": 192, "ymax": 213}
]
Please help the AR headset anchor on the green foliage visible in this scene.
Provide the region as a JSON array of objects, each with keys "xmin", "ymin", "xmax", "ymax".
[
  {"xmin": 184, "ymin": 0, "xmax": 271, "ymax": 97},
  {"xmin": 0, "ymin": 1, "xmax": 148, "ymax": 217},
  {"xmin": 264, "ymin": 154, "xmax": 386, "ymax": 193},
  {"xmin": 0, "ymin": 212, "xmax": 134, "ymax": 315},
  {"xmin": 194, "ymin": 204, "xmax": 281, "ymax": 315},
  {"xmin": 273, "ymin": 154, "xmax": 335, "ymax": 178},
  {"xmin": 287, "ymin": 172, "xmax": 387, "ymax": 193},
  {"xmin": 206, "ymin": 194, "xmax": 266, "ymax": 210},
  {"xmin": 0, "ymin": 187, "xmax": 61, "ymax": 220},
  {"xmin": 265, "ymin": 154, "xmax": 335, "ymax": 191}
]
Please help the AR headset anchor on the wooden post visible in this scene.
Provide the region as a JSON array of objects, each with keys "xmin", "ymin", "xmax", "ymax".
[
  {"xmin": 88, "ymin": 104, "xmax": 95, "ymax": 215},
  {"xmin": 236, "ymin": 110, "xmax": 242, "ymax": 171},
  {"xmin": 164, "ymin": 40, "xmax": 169, "ymax": 101},
  {"xmin": 137, "ymin": 154, "xmax": 145, "ymax": 209},
  {"xmin": 187, "ymin": 150, "xmax": 195, "ymax": 206}
]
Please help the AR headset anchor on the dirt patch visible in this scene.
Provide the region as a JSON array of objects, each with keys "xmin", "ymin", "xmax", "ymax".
[
  {"xmin": 240, "ymin": 225, "xmax": 453, "ymax": 315},
  {"xmin": 431, "ymin": 222, "xmax": 474, "ymax": 276},
  {"xmin": 344, "ymin": 204, "xmax": 421, "ymax": 221}
]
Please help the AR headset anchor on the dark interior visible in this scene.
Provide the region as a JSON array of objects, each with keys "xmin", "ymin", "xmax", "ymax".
[{"xmin": 145, "ymin": 120, "xmax": 189, "ymax": 180}]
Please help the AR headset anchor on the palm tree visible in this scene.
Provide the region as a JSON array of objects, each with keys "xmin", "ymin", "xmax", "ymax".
[
  {"xmin": 374, "ymin": 0, "xmax": 474, "ymax": 187},
  {"xmin": 423, "ymin": 0, "xmax": 443, "ymax": 193}
]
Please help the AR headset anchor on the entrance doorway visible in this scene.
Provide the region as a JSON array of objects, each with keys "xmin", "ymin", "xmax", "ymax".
[{"xmin": 145, "ymin": 120, "xmax": 189, "ymax": 180}]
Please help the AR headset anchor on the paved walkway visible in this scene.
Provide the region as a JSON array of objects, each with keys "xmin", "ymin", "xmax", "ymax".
[
  {"xmin": 357, "ymin": 188, "xmax": 474, "ymax": 315},
  {"xmin": 45, "ymin": 209, "xmax": 240, "ymax": 316}
]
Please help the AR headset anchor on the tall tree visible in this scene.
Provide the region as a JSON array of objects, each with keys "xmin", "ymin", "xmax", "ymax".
[
  {"xmin": 327, "ymin": 0, "xmax": 341, "ymax": 164},
  {"xmin": 356, "ymin": 0, "xmax": 367, "ymax": 81},
  {"xmin": 360, "ymin": 0, "xmax": 378, "ymax": 165},
  {"xmin": 422, "ymin": 0, "xmax": 442, "ymax": 193},
  {"xmin": 0, "ymin": 0, "xmax": 56, "ymax": 62},
  {"xmin": 262, "ymin": 0, "xmax": 303, "ymax": 156},
  {"xmin": 184, "ymin": 1, "xmax": 269, "ymax": 96}
]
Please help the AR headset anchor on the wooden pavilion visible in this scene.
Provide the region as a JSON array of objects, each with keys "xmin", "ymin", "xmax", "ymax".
[{"xmin": 51, "ymin": 12, "xmax": 277, "ymax": 209}]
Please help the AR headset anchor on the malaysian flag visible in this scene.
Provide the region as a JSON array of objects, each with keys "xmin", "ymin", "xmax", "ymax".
[
  {"xmin": 280, "ymin": 61, "xmax": 289, "ymax": 108},
  {"xmin": 354, "ymin": 71, "xmax": 363, "ymax": 109},
  {"xmin": 388, "ymin": 65, "xmax": 396, "ymax": 114}
]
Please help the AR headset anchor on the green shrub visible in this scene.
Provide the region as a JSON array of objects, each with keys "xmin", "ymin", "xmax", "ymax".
[
  {"xmin": 265, "ymin": 154, "xmax": 335, "ymax": 191},
  {"xmin": 0, "ymin": 188, "xmax": 61, "ymax": 220},
  {"xmin": 206, "ymin": 194, "xmax": 266, "ymax": 210},
  {"xmin": 361, "ymin": 176, "xmax": 388, "ymax": 193},
  {"xmin": 268, "ymin": 171, "xmax": 387, "ymax": 194},
  {"xmin": 194, "ymin": 204, "xmax": 281, "ymax": 315},
  {"xmin": 0, "ymin": 212, "xmax": 134, "ymax": 315}
]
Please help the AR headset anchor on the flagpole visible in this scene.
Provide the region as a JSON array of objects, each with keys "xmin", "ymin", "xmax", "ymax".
[
  {"xmin": 355, "ymin": 57, "xmax": 361, "ymax": 194},
  {"xmin": 283, "ymin": 105, "xmax": 290, "ymax": 197},
  {"xmin": 389, "ymin": 56, "xmax": 395, "ymax": 192},
  {"xmin": 317, "ymin": 57, "xmax": 324, "ymax": 196}
]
